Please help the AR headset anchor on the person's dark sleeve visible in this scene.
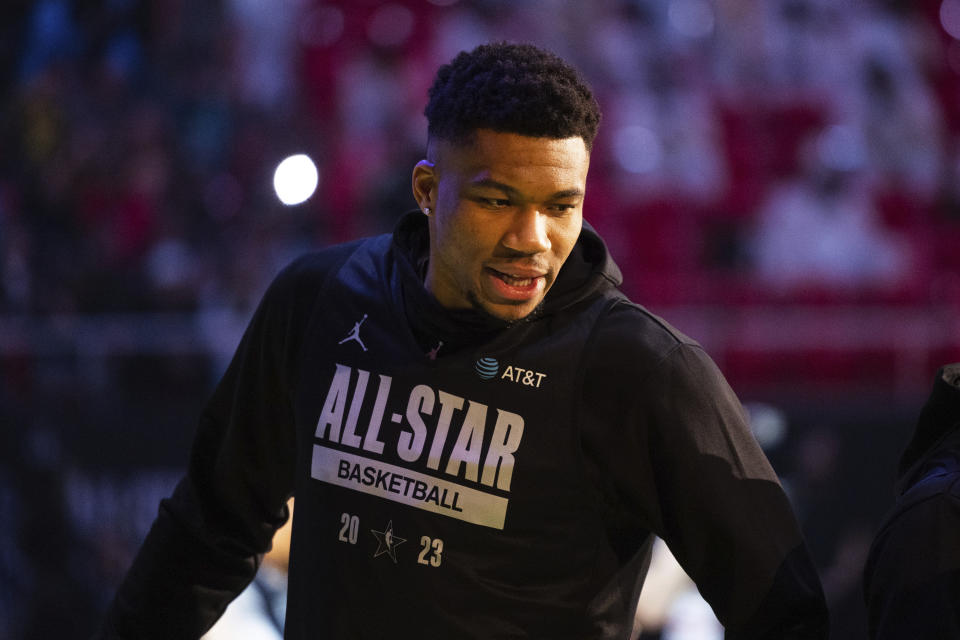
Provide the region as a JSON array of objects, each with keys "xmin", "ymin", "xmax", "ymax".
[
  {"xmin": 580, "ymin": 305, "xmax": 829, "ymax": 639},
  {"xmin": 863, "ymin": 479, "xmax": 960, "ymax": 639},
  {"xmin": 95, "ymin": 254, "xmax": 326, "ymax": 639}
]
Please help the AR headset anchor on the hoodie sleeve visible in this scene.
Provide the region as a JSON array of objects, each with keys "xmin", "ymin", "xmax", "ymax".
[
  {"xmin": 95, "ymin": 250, "xmax": 344, "ymax": 640},
  {"xmin": 580, "ymin": 301, "xmax": 828, "ymax": 639}
]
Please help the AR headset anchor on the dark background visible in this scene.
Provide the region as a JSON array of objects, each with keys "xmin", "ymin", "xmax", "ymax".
[{"xmin": 2, "ymin": 1, "xmax": 960, "ymax": 638}]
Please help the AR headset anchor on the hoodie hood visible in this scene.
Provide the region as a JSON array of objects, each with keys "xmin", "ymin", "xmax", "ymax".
[
  {"xmin": 390, "ymin": 210, "xmax": 621, "ymax": 353},
  {"xmin": 896, "ymin": 363, "xmax": 960, "ymax": 494}
]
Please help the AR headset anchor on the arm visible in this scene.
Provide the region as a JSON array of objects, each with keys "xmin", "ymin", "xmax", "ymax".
[
  {"xmin": 581, "ymin": 304, "xmax": 828, "ymax": 639},
  {"xmin": 95, "ymin": 255, "xmax": 323, "ymax": 639}
]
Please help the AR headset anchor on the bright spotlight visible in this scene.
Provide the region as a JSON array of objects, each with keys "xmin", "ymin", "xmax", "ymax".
[{"xmin": 273, "ymin": 154, "xmax": 319, "ymax": 206}]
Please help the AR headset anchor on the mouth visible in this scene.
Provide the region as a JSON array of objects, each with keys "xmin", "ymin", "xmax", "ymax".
[
  {"xmin": 494, "ymin": 271, "xmax": 537, "ymax": 287},
  {"xmin": 484, "ymin": 266, "xmax": 546, "ymax": 302}
]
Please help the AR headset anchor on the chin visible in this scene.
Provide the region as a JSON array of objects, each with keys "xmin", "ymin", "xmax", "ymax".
[{"xmin": 474, "ymin": 296, "xmax": 545, "ymax": 326}]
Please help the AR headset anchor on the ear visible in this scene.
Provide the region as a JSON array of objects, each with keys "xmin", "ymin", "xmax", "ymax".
[{"xmin": 412, "ymin": 159, "xmax": 437, "ymax": 213}]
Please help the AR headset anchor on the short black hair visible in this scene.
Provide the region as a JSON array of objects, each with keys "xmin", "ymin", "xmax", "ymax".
[{"xmin": 425, "ymin": 42, "xmax": 601, "ymax": 150}]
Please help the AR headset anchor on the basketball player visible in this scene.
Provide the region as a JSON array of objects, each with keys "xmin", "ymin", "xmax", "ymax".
[{"xmin": 96, "ymin": 42, "xmax": 828, "ymax": 639}]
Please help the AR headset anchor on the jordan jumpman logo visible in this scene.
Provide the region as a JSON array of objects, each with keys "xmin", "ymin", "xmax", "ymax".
[
  {"xmin": 426, "ymin": 341, "xmax": 443, "ymax": 360},
  {"xmin": 338, "ymin": 314, "xmax": 368, "ymax": 351}
]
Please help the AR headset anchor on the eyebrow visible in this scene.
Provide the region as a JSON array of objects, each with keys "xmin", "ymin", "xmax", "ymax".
[{"xmin": 469, "ymin": 178, "xmax": 584, "ymax": 200}]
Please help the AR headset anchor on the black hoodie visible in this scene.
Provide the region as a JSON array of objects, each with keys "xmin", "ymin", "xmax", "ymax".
[
  {"xmin": 863, "ymin": 364, "xmax": 960, "ymax": 638},
  {"xmin": 97, "ymin": 212, "xmax": 827, "ymax": 639}
]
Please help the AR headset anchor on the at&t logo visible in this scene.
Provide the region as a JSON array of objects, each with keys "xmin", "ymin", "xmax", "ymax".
[
  {"xmin": 474, "ymin": 357, "xmax": 547, "ymax": 388},
  {"xmin": 475, "ymin": 357, "xmax": 499, "ymax": 380}
]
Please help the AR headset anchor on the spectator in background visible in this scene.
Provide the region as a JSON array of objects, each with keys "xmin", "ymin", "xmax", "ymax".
[
  {"xmin": 863, "ymin": 363, "xmax": 960, "ymax": 638},
  {"xmin": 750, "ymin": 129, "xmax": 909, "ymax": 295},
  {"xmin": 202, "ymin": 498, "xmax": 294, "ymax": 640}
]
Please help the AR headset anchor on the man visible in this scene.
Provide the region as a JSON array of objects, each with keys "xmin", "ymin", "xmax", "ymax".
[
  {"xmin": 863, "ymin": 363, "xmax": 960, "ymax": 638},
  {"xmin": 97, "ymin": 42, "xmax": 828, "ymax": 639}
]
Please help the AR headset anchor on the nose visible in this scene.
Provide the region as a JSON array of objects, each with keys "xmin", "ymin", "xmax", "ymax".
[{"xmin": 502, "ymin": 206, "xmax": 551, "ymax": 255}]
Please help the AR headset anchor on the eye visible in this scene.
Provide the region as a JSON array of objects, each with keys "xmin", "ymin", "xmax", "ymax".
[
  {"xmin": 478, "ymin": 197, "xmax": 511, "ymax": 208},
  {"xmin": 547, "ymin": 203, "xmax": 577, "ymax": 213}
]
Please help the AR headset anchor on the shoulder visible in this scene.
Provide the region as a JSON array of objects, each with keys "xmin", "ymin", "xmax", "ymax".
[
  {"xmin": 585, "ymin": 294, "xmax": 714, "ymax": 385},
  {"xmin": 878, "ymin": 469, "xmax": 960, "ymax": 540},
  {"xmin": 272, "ymin": 238, "xmax": 372, "ymax": 291},
  {"xmin": 582, "ymin": 295, "xmax": 750, "ymax": 441},
  {"xmin": 244, "ymin": 238, "xmax": 381, "ymax": 351},
  {"xmin": 259, "ymin": 236, "xmax": 384, "ymax": 310}
]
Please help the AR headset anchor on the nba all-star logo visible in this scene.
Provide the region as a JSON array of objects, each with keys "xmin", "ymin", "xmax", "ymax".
[{"xmin": 371, "ymin": 520, "xmax": 405, "ymax": 563}]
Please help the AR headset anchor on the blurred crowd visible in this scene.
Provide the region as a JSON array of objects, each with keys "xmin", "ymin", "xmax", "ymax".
[
  {"xmin": 3, "ymin": 0, "xmax": 960, "ymax": 319},
  {"xmin": 2, "ymin": 0, "xmax": 960, "ymax": 638}
]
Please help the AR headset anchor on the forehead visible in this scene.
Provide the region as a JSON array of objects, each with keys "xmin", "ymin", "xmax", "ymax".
[{"xmin": 436, "ymin": 130, "xmax": 590, "ymax": 191}]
